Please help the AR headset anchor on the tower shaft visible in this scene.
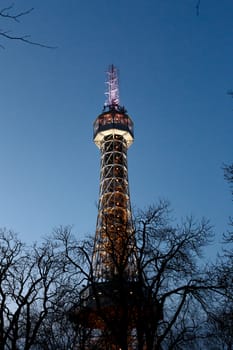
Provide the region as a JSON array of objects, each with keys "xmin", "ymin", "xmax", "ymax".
[
  {"xmin": 93, "ymin": 132, "xmax": 135, "ymax": 280},
  {"xmin": 92, "ymin": 65, "xmax": 135, "ymax": 282}
]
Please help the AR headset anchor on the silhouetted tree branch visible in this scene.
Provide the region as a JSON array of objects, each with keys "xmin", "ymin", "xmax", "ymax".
[
  {"xmin": 222, "ymin": 163, "xmax": 233, "ymax": 259},
  {"xmin": 224, "ymin": 163, "xmax": 233, "ymax": 198},
  {"xmin": 62, "ymin": 202, "xmax": 224, "ymax": 349},
  {"xmin": 196, "ymin": 0, "xmax": 201, "ymax": 16},
  {"xmin": 0, "ymin": 3, "xmax": 55, "ymax": 49},
  {"xmin": 205, "ymin": 164, "xmax": 233, "ymax": 350},
  {"xmin": 227, "ymin": 90, "xmax": 233, "ymax": 98}
]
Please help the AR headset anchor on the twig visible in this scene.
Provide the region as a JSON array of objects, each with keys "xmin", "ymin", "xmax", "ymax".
[
  {"xmin": 227, "ymin": 90, "xmax": 233, "ymax": 98},
  {"xmin": 0, "ymin": 4, "xmax": 34, "ymax": 23},
  {"xmin": 196, "ymin": 0, "xmax": 201, "ymax": 16},
  {"xmin": 0, "ymin": 4, "xmax": 56, "ymax": 49},
  {"xmin": 0, "ymin": 31, "xmax": 56, "ymax": 49}
]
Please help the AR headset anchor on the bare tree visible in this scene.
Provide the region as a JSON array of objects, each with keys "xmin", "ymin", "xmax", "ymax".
[
  {"xmin": 206, "ymin": 304, "xmax": 233, "ymax": 350},
  {"xmin": 222, "ymin": 163, "xmax": 233, "ymax": 258},
  {"xmin": 0, "ymin": 199, "xmax": 227, "ymax": 350},
  {"xmin": 224, "ymin": 163, "xmax": 233, "ymax": 200},
  {"xmin": 0, "ymin": 228, "xmax": 78, "ymax": 349},
  {"xmin": 133, "ymin": 202, "xmax": 224, "ymax": 350},
  {"xmin": 202, "ymin": 164, "xmax": 233, "ymax": 350},
  {"xmin": 57, "ymin": 202, "xmax": 224, "ymax": 350}
]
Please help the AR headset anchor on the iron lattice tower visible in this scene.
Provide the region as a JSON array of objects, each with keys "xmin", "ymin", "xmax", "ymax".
[
  {"xmin": 70, "ymin": 66, "xmax": 141, "ymax": 350},
  {"xmin": 92, "ymin": 65, "xmax": 136, "ymax": 282}
]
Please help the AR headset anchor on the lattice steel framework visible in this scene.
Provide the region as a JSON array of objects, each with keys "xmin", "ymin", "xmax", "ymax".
[
  {"xmin": 70, "ymin": 66, "xmax": 141, "ymax": 350},
  {"xmin": 92, "ymin": 65, "xmax": 136, "ymax": 281}
]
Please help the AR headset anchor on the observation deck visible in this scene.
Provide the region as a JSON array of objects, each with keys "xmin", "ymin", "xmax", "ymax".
[{"xmin": 93, "ymin": 106, "xmax": 134, "ymax": 148}]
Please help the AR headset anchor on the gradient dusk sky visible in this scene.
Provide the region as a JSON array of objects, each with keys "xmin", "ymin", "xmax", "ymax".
[{"xmin": 0, "ymin": 0, "xmax": 232, "ymax": 260}]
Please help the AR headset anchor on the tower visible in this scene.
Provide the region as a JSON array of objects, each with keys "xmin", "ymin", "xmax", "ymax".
[
  {"xmin": 92, "ymin": 64, "xmax": 136, "ymax": 282},
  {"xmin": 71, "ymin": 66, "xmax": 140, "ymax": 350}
]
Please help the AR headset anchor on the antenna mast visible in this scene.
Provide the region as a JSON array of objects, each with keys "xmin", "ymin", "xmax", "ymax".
[{"xmin": 105, "ymin": 64, "xmax": 120, "ymax": 107}]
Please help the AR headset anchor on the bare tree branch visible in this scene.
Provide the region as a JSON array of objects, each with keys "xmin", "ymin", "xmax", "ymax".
[
  {"xmin": 0, "ymin": 4, "xmax": 34, "ymax": 23},
  {"xmin": 227, "ymin": 90, "xmax": 233, "ymax": 98},
  {"xmin": 196, "ymin": 0, "xmax": 201, "ymax": 16},
  {"xmin": 0, "ymin": 3, "xmax": 56, "ymax": 49}
]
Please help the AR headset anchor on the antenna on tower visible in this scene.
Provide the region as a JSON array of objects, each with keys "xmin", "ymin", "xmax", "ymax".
[{"xmin": 104, "ymin": 64, "xmax": 120, "ymax": 108}]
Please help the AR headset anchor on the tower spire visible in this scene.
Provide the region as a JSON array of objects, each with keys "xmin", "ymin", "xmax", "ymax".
[{"xmin": 104, "ymin": 64, "xmax": 120, "ymax": 107}]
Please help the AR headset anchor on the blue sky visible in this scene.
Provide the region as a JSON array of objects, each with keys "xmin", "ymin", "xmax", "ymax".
[{"xmin": 0, "ymin": 0, "xmax": 232, "ymax": 260}]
